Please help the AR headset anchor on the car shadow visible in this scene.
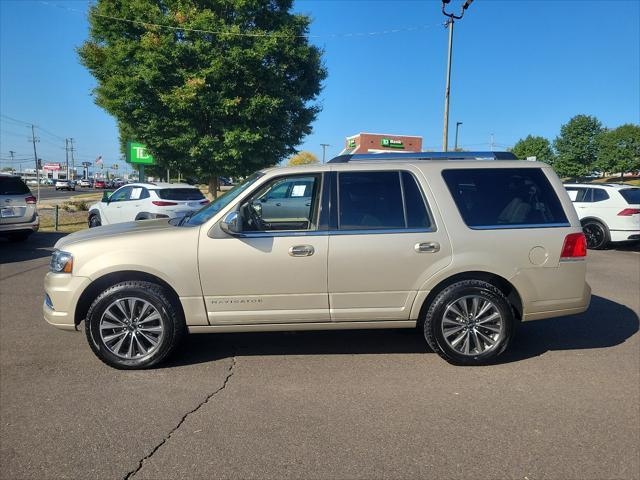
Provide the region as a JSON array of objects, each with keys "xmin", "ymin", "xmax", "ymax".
[
  {"xmin": 163, "ymin": 294, "xmax": 638, "ymax": 368},
  {"xmin": 0, "ymin": 232, "xmax": 67, "ymax": 265}
]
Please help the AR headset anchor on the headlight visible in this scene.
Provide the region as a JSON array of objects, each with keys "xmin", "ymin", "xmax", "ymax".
[{"xmin": 50, "ymin": 250, "xmax": 73, "ymax": 273}]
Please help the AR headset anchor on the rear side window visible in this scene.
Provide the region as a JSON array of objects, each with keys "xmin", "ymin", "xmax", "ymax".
[
  {"xmin": 156, "ymin": 188, "xmax": 204, "ymax": 201},
  {"xmin": 566, "ymin": 187, "xmax": 591, "ymax": 202},
  {"xmin": 619, "ymin": 188, "xmax": 640, "ymax": 204},
  {"xmin": 592, "ymin": 189, "xmax": 610, "ymax": 202},
  {"xmin": 442, "ymin": 168, "xmax": 568, "ymax": 229},
  {"xmin": 338, "ymin": 171, "xmax": 431, "ymax": 230},
  {"xmin": 0, "ymin": 177, "xmax": 30, "ymax": 195}
]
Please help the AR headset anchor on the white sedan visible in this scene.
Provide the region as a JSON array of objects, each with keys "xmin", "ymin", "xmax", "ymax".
[
  {"xmin": 565, "ymin": 183, "xmax": 640, "ymax": 249},
  {"xmin": 87, "ymin": 182, "xmax": 209, "ymax": 227}
]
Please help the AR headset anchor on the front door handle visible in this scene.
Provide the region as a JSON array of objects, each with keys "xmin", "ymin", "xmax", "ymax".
[
  {"xmin": 415, "ymin": 242, "xmax": 440, "ymax": 253},
  {"xmin": 289, "ymin": 245, "xmax": 314, "ymax": 257}
]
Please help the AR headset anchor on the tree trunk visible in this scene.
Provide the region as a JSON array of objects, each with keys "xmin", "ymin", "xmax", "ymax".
[{"xmin": 208, "ymin": 176, "xmax": 219, "ymax": 199}]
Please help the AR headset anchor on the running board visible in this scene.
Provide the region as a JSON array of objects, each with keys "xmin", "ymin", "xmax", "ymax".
[{"xmin": 188, "ymin": 320, "xmax": 417, "ymax": 334}]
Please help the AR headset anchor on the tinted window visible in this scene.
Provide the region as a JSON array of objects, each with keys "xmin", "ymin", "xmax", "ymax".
[
  {"xmin": 566, "ymin": 187, "xmax": 591, "ymax": 202},
  {"xmin": 442, "ymin": 168, "xmax": 568, "ymax": 228},
  {"xmin": 402, "ymin": 171, "xmax": 431, "ymax": 229},
  {"xmin": 339, "ymin": 171, "xmax": 404, "ymax": 230},
  {"xmin": 0, "ymin": 177, "xmax": 30, "ymax": 195},
  {"xmin": 620, "ymin": 188, "xmax": 640, "ymax": 204},
  {"xmin": 156, "ymin": 188, "xmax": 204, "ymax": 201},
  {"xmin": 592, "ymin": 189, "xmax": 609, "ymax": 202},
  {"xmin": 109, "ymin": 186, "xmax": 131, "ymax": 202}
]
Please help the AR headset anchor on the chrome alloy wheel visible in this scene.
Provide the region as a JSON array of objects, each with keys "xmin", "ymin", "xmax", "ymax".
[
  {"xmin": 99, "ymin": 297, "xmax": 164, "ymax": 360},
  {"xmin": 441, "ymin": 295, "xmax": 504, "ymax": 356}
]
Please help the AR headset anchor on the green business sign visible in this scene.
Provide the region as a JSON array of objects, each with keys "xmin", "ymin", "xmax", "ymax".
[
  {"xmin": 126, "ymin": 142, "xmax": 155, "ymax": 165},
  {"xmin": 347, "ymin": 139, "xmax": 357, "ymax": 148},
  {"xmin": 380, "ymin": 138, "xmax": 404, "ymax": 149}
]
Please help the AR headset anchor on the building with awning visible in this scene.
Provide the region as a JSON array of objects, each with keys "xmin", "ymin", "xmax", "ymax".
[{"xmin": 339, "ymin": 132, "xmax": 423, "ymax": 155}]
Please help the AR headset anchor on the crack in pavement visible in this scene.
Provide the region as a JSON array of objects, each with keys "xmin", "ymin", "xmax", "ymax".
[{"xmin": 123, "ymin": 355, "xmax": 237, "ymax": 480}]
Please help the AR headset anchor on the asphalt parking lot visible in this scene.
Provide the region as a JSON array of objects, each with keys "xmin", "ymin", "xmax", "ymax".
[{"xmin": 1, "ymin": 233, "xmax": 638, "ymax": 480}]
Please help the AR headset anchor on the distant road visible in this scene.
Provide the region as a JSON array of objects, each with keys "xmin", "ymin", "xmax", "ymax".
[{"xmin": 33, "ymin": 186, "xmax": 98, "ymax": 201}]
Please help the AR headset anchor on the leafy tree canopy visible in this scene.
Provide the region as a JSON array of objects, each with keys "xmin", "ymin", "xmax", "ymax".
[
  {"xmin": 511, "ymin": 135, "xmax": 554, "ymax": 163},
  {"xmin": 287, "ymin": 151, "xmax": 318, "ymax": 166},
  {"xmin": 596, "ymin": 124, "xmax": 640, "ymax": 175},
  {"xmin": 79, "ymin": 0, "xmax": 326, "ymax": 193},
  {"xmin": 553, "ymin": 114, "xmax": 603, "ymax": 177}
]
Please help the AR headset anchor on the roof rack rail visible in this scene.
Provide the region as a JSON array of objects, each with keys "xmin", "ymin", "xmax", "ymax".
[{"xmin": 328, "ymin": 151, "xmax": 517, "ymax": 163}]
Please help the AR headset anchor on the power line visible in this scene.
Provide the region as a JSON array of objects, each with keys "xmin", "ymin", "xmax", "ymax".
[{"xmin": 38, "ymin": 0, "xmax": 437, "ymax": 39}]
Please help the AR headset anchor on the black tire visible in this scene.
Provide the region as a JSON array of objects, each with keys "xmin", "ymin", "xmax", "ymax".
[
  {"xmin": 85, "ymin": 281, "xmax": 184, "ymax": 369},
  {"xmin": 7, "ymin": 231, "xmax": 31, "ymax": 242},
  {"xmin": 582, "ymin": 220, "xmax": 610, "ymax": 250},
  {"xmin": 88, "ymin": 214, "xmax": 101, "ymax": 228},
  {"xmin": 423, "ymin": 280, "xmax": 515, "ymax": 366}
]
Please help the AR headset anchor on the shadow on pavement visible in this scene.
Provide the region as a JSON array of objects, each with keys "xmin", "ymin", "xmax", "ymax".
[
  {"xmin": 0, "ymin": 232, "xmax": 67, "ymax": 265},
  {"xmin": 164, "ymin": 294, "xmax": 638, "ymax": 368}
]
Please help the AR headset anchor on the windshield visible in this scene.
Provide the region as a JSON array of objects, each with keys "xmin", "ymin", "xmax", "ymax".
[{"xmin": 183, "ymin": 172, "xmax": 263, "ymax": 226}]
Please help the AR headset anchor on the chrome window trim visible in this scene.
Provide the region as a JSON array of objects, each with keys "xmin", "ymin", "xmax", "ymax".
[
  {"xmin": 470, "ymin": 222, "xmax": 571, "ymax": 230},
  {"xmin": 234, "ymin": 227, "xmax": 435, "ymax": 238}
]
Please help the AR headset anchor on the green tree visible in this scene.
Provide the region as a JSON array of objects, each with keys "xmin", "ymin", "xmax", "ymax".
[
  {"xmin": 287, "ymin": 151, "xmax": 319, "ymax": 166},
  {"xmin": 596, "ymin": 124, "xmax": 640, "ymax": 177},
  {"xmin": 553, "ymin": 115, "xmax": 603, "ymax": 178},
  {"xmin": 79, "ymin": 0, "xmax": 326, "ymax": 196},
  {"xmin": 511, "ymin": 135, "xmax": 554, "ymax": 163}
]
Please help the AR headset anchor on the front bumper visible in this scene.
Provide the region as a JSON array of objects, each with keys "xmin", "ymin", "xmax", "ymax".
[{"xmin": 43, "ymin": 272, "xmax": 91, "ymax": 331}]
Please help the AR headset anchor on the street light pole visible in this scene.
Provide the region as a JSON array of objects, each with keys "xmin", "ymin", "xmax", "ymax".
[
  {"xmin": 454, "ymin": 121, "xmax": 463, "ymax": 151},
  {"xmin": 320, "ymin": 143, "xmax": 330, "ymax": 164},
  {"xmin": 441, "ymin": 0, "xmax": 474, "ymax": 151}
]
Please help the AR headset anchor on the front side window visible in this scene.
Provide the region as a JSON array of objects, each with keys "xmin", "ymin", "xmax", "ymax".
[
  {"xmin": 241, "ymin": 174, "xmax": 321, "ymax": 232},
  {"xmin": 109, "ymin": 186, "xmax": 132, "ymax": 202},
  {"xmin": 442, "ymin": 168, "xmax": 568, "ymax": 228}
]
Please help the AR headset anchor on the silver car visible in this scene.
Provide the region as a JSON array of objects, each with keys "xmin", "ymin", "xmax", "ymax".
[{"xmin": 0, "ymin": 174, "xmax": 39, "ymax": 241}]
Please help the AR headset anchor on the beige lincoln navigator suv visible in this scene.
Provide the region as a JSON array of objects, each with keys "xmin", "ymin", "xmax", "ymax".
[{"xmin": 44, "ymin": 152, "xmax": 591, "ymax": 369}]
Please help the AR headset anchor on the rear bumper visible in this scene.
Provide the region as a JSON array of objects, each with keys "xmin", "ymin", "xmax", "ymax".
[
  {"xmin": 523, "ymin": 281, "xmax": 591, "ymax": 321},
  {"xmin": 609, "ymin": 229, "xmax": 640, "ymax": 242},
  {"xmin": 0, "ymin": 213, "xmax": 39, "ymax": 234}
]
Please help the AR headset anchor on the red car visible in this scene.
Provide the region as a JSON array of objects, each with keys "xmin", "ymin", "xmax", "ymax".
[{"xmin": 94, "ymin": 180, "xmax": 106, "ymax": 189}]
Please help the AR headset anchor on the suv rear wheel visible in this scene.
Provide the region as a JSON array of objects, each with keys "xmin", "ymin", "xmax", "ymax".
[
  {"xmin": 423, "ymin": 280, "xmax": 515, "ymax": 365},
  {"xmin": 85, "ymin": 281, "xmax": 184, "ymax": 369},
  {"xmin": 582, "ymin": 219, "xmax": 609, "ymax": 250}
]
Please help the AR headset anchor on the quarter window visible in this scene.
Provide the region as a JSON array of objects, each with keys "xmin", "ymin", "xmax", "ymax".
[
  {"xmin": 592, "ymin": 189, "xmax": 610, "ymax": 202},
  {"xmin": 442, "ymin": 168, "xmax": 568, "ymax": 228}
]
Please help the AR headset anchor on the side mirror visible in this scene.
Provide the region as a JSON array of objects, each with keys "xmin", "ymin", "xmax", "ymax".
[
  {"xmin": 220, "ymin": 211, "xmax": 240, "ymax": 235},
  {"xmin": 102, "ymin": 191, "xmax": 113, "ymax": 203}
]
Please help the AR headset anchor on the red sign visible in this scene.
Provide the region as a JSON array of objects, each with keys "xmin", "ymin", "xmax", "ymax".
[{"xmin": 43, "ymin": 163, "xmax": 61, "ymax": 171}]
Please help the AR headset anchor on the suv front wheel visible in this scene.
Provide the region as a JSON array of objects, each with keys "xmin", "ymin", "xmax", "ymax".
[
  {"xmin": 423, "ymin": 280, "xmax": 515, "ymax": 366},
  {"xmin": 85, "ymin": 281, "xmax": 184, "ymax": 369}
]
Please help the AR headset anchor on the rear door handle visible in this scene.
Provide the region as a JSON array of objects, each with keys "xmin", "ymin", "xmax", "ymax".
[
  {"xmin": 289, "ymin": 245, "xmax": 314, "ymax": 257},
  {"xmin": 415, "ymin": 242, "xmax": 440, "ymax": 253}
]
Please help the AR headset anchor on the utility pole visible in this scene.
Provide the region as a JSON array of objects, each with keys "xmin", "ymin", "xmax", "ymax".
[
  {"xmin": 320, "ymin": 143, "xmax": 331, "ymax": 163},
  {"xmin": 65, "ymin": 138, "xmax": 69, "ymax": 179},
  {"xmin": 454, "ymin": 122, "xmax": 463, "ymax": 151},
  {"xmin": 441, "ymin": 0, "xmax": 474, "ymax": 151},
  {"xmin": 69, "ymin": 138, "xmax": 75, "ymax": 180},
  {"xmin": 490, "ymin": 133, "xmax": 495, "ymax": 151},
  {"xmin": 9, "ymin": 150, "xmax": 15, "ymax": 170},
  {"xmin": 30, "ymin": 125, "xmax": 40, "ymax": 202}
]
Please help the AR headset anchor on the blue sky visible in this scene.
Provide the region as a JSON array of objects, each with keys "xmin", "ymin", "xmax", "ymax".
[{"xmin": 1, "ymin": 0, "xmax": 639, "ymax": 170}]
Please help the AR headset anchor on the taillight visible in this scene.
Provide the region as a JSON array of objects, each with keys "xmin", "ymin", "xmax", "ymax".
[
  {"xmin": 200, "ymin": 199, "xmax": 210, "ymax": 205},
  {"xmin": 152, "ymin": 201, "xmax": 178, "ymax": 206},
  {"xmin": 561, "ymin": 233, "xmax": 587, "ymax": 259},
  {"xmin": 25, "ymin": 196, "xmax": 37, "ymax": 204},
  {"xmin": 618, "ymin": 208, "xmax": 640, "ymax": 216}
]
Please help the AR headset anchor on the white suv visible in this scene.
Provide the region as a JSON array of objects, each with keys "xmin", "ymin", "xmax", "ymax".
[
  {"xmin": 45, "ymin": 152, "xmax": 591, "ymax": 369},
  {"xmin": 87, "ymin": 182, "xmax": 209, "ymax": 227},
  {"xmin": 564, "ymin": 183, "xmax": 640, "ymax": 249}
]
